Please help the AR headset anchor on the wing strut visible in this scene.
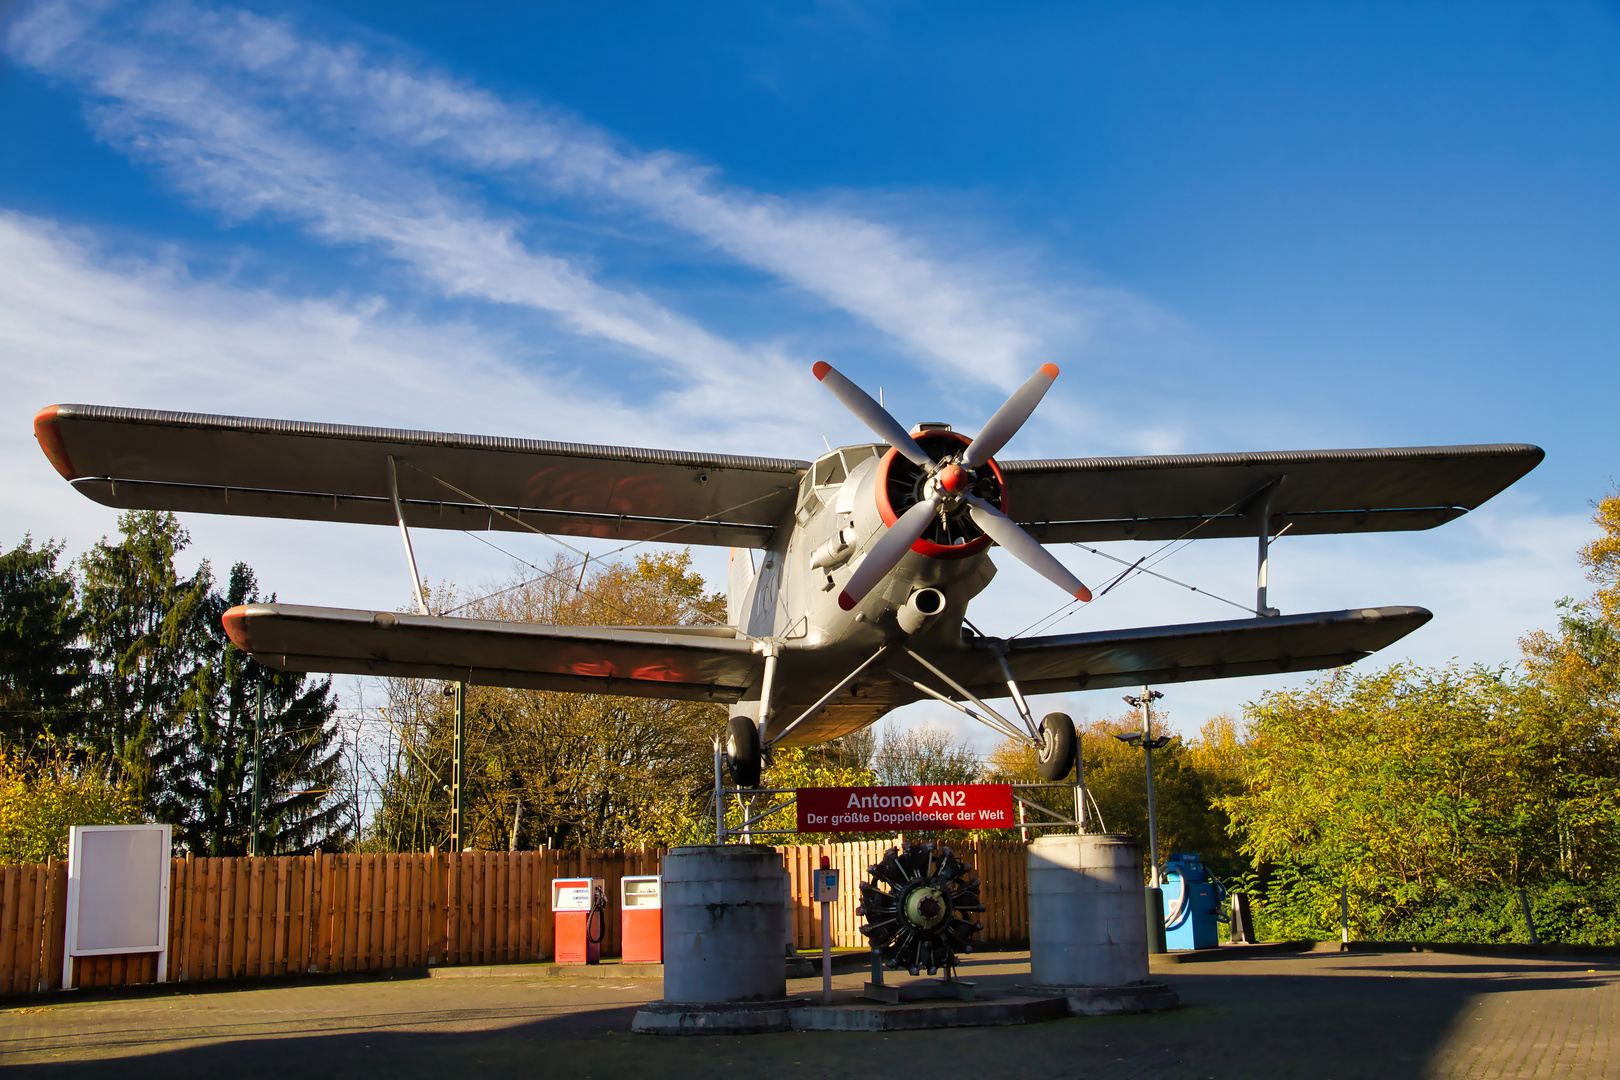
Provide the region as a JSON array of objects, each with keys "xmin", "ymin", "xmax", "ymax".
[
  {"xmin": 387, "ymin": 455, "xmax": 430, "ymax": 616},
  {"xmin": 886, "ymin": 647, "xmax": 1034, "ymax": 745},
  {"xmin": 765, "ymin": 644, "xmax": 890, "ymax": 749}
]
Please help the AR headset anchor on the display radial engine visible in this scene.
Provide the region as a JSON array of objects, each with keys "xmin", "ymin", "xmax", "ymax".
[{"xmin": 33, "ymin": 362, "xmax": 1544, "ymax": 785}]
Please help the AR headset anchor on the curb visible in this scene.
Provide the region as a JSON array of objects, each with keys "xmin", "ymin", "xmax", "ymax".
[
  {"xmin": 790, "ymin": 994, "xmax": 1069, "ymax": 1032},
  {"xmin": 632, "ymin": 998, "xmax": 808, "ymax": 1035}
]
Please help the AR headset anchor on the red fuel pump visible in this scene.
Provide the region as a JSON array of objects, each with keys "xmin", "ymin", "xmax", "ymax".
[
  {"xmin": 552, "ymin": 877, "xmax": 606, "ymax": 965},
  {"xmin": 620, "ymin": 876, "xmax": 662, "ymax": 963}
]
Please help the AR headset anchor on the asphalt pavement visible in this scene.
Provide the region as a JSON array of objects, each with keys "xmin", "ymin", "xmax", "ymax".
[{"xmin": 3, "ymin": 948, "xmax": 1615, "ymax": 1078}]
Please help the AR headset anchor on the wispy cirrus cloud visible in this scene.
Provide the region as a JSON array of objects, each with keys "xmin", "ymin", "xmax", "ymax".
[{"xmin": 7, "ymin": 0, "xmax": 1101, "ymax": 391}]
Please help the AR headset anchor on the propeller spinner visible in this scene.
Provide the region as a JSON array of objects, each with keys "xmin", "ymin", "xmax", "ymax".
[{"xmin": 812, "ymin": 361, "xmax": 1092, "ymax": 611}]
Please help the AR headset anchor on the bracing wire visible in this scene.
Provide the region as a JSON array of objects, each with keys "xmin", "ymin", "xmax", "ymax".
[
  {"xmin": 1008, "ymin": 485, "xmax": 1269, "ymax": 639},
  {"xmin": 405, "ymin": 463, "xmax": 793, "ymax": 618}
]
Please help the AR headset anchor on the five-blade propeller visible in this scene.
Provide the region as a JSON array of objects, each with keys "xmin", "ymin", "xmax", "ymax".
[{"xmin": 817, "ymin": 361, "xmax": 1092, "ymax": 612}]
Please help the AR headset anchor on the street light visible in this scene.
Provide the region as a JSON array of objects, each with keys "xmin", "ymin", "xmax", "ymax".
[{"xmin": 1119, "ymin": 688, "xmax": 1168, "ymax": 954}]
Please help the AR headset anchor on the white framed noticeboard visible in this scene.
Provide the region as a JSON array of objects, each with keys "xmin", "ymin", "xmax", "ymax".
[{"xmin": 63, "ymin": 824, "xmax": 172, "ymax": 989}]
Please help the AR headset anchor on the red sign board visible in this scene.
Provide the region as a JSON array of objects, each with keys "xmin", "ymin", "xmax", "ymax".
[{"xmin": 796, "ymin": 784, "xmax": 1015, "ymax": 833}]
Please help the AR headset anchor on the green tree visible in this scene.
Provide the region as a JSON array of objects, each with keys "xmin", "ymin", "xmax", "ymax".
[
  {"xmin": 166, "ymin": 563, "xmax": 349, "ymax": 855},
  {"xmin": 987, "ymin": 711, "xmax": 1244, "ymax": 878},
  {"xmin": 0, "ymin": 536, "xmax": 87, "ymax": 746},
  {"xmin": 872, "ymin": 719, "xmax": 982, "ymax": 785},
  {"xmin": 77, "ymin": 512, "xmax": 211, "ymax": 809},
  {"xmin": 0, "ymin": 738, "xmax": 141, "ymax": 862}
]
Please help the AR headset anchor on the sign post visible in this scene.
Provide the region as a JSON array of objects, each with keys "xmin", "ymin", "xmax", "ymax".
[{"xmin": 812, "ymin": 856, "xmax": 839, "ymax": 1002}]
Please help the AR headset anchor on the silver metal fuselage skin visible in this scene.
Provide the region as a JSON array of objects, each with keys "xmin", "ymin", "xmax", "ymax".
[{"xmin": 728, "ymin": 444, "xmax": 998, "ymax": 747}]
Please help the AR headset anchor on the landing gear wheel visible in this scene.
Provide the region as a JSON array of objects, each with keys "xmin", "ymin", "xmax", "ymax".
[
  {"xmin": 856, "ymin": 842, "xmax": 985, "ymax": 976},
  {"xmin": 1036, "ymin": 711, "xmax": 1077, "ymax": 781},
  {"xmin": 725, "ymin": 715, "xmax": 762, "ymax": 788}
]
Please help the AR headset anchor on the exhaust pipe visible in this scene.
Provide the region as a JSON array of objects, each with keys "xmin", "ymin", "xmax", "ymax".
[{"xmin": 896, "ymin": 587, "xmax": 947, "ymax": 635}]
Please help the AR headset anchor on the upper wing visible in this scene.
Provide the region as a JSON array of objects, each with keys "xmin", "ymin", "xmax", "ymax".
[
  {"xmin": 35, "ymin": 404, "xmax": 807, "ymax": 548},
  {"xmin": 223, "ymin": 603, "xmax": 758, "ymax": 702},
  {"xmin": 952, "ymin": 605, "xmax": 1432, "ymax": 698},
  {"xmin": 999, "ymin": 444, "xmax": 1543, "ymax": 542}
]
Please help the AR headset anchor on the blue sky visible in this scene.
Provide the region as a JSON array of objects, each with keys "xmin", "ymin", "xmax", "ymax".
[{"xmin": 3, "ymin": 0, "xmax": 1615, "ymax": 746}]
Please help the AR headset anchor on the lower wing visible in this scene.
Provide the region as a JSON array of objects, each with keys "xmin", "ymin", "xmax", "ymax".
[
  {"xmin": 224, "ymin": 604, "xmax": 756, "ymax": 703},
  {"xmin": 960, "ymin": 606, "xmax": 1431, "ymax": 697}
]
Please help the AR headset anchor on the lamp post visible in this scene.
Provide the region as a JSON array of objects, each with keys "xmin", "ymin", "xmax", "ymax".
[{"xmin": 1117, "ymin": 687, "xmax": 1169, "ymax": 953}]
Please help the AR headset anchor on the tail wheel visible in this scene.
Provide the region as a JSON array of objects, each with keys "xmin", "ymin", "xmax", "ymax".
[
  {"xmin": 725, "ymin": 715, "xmax": 762, "ymax": 788},
  {"xmin": 856, "ymin": 842, "xmax": 985, "ymax": 976},
  {"xmin": 1036, "ymin": 711, "xmax": 1076, "ymax": 781}
]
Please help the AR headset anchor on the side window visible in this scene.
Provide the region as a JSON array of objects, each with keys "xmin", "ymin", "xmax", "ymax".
[{"xmin": 795, "ymin": 470, "xmax": 821, "ymax": 525}]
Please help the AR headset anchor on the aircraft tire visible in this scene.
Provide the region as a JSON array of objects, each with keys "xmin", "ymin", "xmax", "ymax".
[
  {"xmin": 1036, "ymin": 712, "xmax": 1076, "ymax": 781},
  {"xmin": 725, "ymin": 715, "xmax": 763, "ymax": 788}
]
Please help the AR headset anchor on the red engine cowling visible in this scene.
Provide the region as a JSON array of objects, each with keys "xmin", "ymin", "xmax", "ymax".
[{"xmin": 874, "ymin": 429, "xmax": 1008, "ymax": 560}]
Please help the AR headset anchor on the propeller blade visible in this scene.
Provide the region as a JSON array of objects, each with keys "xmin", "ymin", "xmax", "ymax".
[
  {"xmin": 963, "ymin": 493, "xmax": 1092, "ymax": 602},
  {"xmin": 812, "ymin": 362, "xmax": 933, "ymax": 469},
  {"xmin": 961, "ymin": 363, "xmax": 1060, "ymax": 469},
  {"xmin": 838, "ymin": 493, "xmax": 943, "ymax": 610}
]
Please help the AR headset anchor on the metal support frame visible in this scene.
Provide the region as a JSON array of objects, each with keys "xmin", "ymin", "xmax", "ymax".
[
  {"xmin": 388, "ymin": 455, "xmax": 430, "ymax": 616},
  {"xmin": 767, "ymin": 644, "xmax": 889, "ymax": 749}
]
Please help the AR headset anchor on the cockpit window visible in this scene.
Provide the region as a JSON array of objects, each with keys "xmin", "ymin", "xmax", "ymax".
[
  {"xmin": 840, "ymin": 444, "xmax": 879, "ymax": 470},
  {"xmin": 814, "ymin": 453, "xmax": 847, "ymax": 487}
]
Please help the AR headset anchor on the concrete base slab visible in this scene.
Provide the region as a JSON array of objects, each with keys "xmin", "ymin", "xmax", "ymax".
[
  {"xmin": 1020, "ymin": 980, "xmax": 1181, "ymax": 1016},
  {"xmin": 631, "ymin": 998, "xmax": 808, "ymax": 1036},
  {"xmin": 792, "ymin": 993, "xmax": 1069, "ymax": 1032}
]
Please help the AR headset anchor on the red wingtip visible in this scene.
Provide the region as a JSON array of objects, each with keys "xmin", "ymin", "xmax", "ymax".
[
  {"xmin": 1075, "ymin": 586, "xmax": 1093, "ymax": 603},
  {"xmin": 812, "ymin": 361, "xmax": 832, "ymax": 381},
  {"xmin": 222, "ymin": 606, "xmax": 255, "ymax": 651},
  {"xmin": 33, "ymin": 406, "xmax": 78, "ymax": 480},
  {"xmin": 838, "ymin": 591, "xmax": 857, "ymax": 611},
  {"xmin": 1039, "ymin": 363, "xmax": 1060, "ymax": 379}
]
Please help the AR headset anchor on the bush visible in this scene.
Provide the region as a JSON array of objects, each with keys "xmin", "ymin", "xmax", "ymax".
[
  {"xmin": 0, "ymin": 740, "xmax": 143, "ymax": 862},
  {"xmin": 1249, "ymin": 875, "xmax": 1620, "ymax": 946}
]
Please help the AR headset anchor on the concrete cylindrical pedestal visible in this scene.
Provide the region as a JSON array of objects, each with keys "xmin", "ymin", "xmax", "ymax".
[
  {"xmin": 1028, "ymin": 833, "xmax": 1149, "ymax": 988},
  {"xmin": 661, "ymin": 845, "xmax": 787, "ymax": 1004}
]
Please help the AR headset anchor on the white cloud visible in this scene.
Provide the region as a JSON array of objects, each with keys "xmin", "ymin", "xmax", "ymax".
[
  {"xmin": 0, "ymin": 211, "xmax": 782, "ymax": 602},
  {"xmin": 6, "ymin": 0, "xmax": 1126, "ymax": 388}
]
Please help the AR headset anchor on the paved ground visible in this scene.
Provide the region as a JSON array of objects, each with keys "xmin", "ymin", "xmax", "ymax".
[{"xmin": 3, "ymin": 949, "xmax": 1615, "ymax": 1079}]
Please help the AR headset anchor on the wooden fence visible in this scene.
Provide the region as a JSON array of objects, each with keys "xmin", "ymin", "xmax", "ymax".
[{"xmin": 1, "ymin": 840, "xmax": 1029, "ymax": 997}]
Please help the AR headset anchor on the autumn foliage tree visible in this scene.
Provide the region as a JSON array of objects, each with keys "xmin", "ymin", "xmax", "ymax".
[{"xmin": 368, "ymin": 551, "xmax": 728, "ymax": 851}]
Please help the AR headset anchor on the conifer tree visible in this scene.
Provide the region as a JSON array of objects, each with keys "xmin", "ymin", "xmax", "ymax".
[
  {"xmin": 167, "ymin": 563, "xmax": 349, "ymax": 855},
  {"xmin": 77, "ymin": 512, "xmax": 211, "ymax": 808},
  {"xmin": 0, "ymin": 536, "xmax": 87, "ymax": 747}
]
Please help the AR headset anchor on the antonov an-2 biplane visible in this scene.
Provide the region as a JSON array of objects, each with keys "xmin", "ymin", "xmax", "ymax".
[{"xmin": 34, "ymin": 363, "xmax": 1542, "ymax": 785}]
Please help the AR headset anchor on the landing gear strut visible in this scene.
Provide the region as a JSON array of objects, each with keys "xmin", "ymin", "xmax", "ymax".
[{"xmin": 724, "ymin": 715, "xmax": 762, "ymax": 788}]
